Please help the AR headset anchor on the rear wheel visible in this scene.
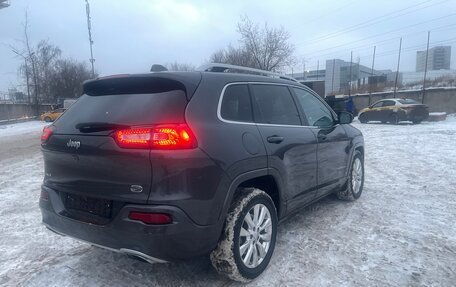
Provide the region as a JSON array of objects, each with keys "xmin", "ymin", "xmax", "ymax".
[
  {"xmin": 388, "ymin": 113, "xmax": 398, "ymax": 125},
  {"xmin": 412, "ymin": 120, "xmax": 422, "ymax": 124},
  {"xmin": 44, "ymin": 117, "xmax": 52, "ymax": 122},
  {"xmin": 211, "ymin": 188, "xmax": 278, "ymax": 282},
  {"xmin": 337, "ymin": 151, "xmax": 364, "ymax": 201},
  {"xmin": 358, "ymin": 114, "xmax": 367, "ymax": 123}
]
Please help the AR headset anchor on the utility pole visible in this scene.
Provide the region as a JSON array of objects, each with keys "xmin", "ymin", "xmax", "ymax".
[
  {"xmin": 370, "ymin": 46, "xmax": 376, "ymax": 76},
  {"xmin": 85, "ymin": 0, "xmax": 95, "ymax": 78},
  {"xmin": 369, "ymin": 46, "xmax": 376, "ymax": 104},
  {"xmin": 422, "ymin": 31, "xmax": 430, "ymax": 104},
  {"xmin": 331, "ymin": 59, "xmax": 336, "ymax": 95},
  {"xmin": 393, "ymin": 37, "xmax": 402, "ymax": 98},
  {"xmin": 303, "ymin": 60, "xmax": 306, "ymax": 80},
  {"xmin": 348, "ymin": 51, "xmax": 353, "ymax": 96},
  {"xmin": 316, "ymin": 60, "xmax": 319, "ymax": 80}
]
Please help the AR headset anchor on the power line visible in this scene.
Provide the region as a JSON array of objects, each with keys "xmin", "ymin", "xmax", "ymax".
[
  {"xmin": 295, "ymin": 37, "xmax": 456, "ymax": 73},
  {"xmin": 297, "ymin": 0, "xmax": 447, "ymax": 45},
  {"xmin": 299, "ymin": 15, "xmax": 456, "ymax": 58},
  {"xmin": 304, "ymin": 25, "xmax": 456, "ymax": 62},
  {"xmin": 290, "ymin": 0, "xmax": 361, "ymax": 30}
]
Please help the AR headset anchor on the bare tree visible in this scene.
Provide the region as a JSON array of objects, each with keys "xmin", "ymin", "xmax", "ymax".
[
  {"xmin": 166, "ymin": 62, "xmax": 195, "ymax": 71},
  {"xmin": 48, "ymin": 59, "xmax": 93, "ymax": 99},
  {"xmin": 10, "ymin": 10, "xmax": 39, "ymax": 108},
  {"xmin": 11, "ymin": 11, "xmax": 92, "ymax": 106},
  {"xmin": 210, "ymin": 17, "xmax": 295, "ymax": 71},
  {"xmin": 210, "ymin": 45, "xmax": 256, "ymax": 68}
]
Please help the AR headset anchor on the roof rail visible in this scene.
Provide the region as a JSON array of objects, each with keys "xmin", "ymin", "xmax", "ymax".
[{"xmin": 198, "ymin": 63, "xmax": 299, "ymax": 83}]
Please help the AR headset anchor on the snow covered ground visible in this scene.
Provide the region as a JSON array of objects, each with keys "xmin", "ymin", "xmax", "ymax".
[
  {"xmin": 0, "ymin": 121, "xmax": 47, "ymax": 139},
  {"xmin": 0, "ymin": 118, "xmax": 455, "ymax": 286}
]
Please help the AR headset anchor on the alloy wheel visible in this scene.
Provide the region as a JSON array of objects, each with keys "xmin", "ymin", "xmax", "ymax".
[
  {"xmin": 352, "ymin": 157, "xmax": 363, "ymax": 194},
  {"xmin": 238, "ymin": 203, "xmax": 272, "ymax": 268}
]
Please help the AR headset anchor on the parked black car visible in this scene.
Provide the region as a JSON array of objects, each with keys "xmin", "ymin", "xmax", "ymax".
[
  {"xmin": 358, "ymin": 98, "xmax": 429, "ymax": 124},
  {"xmin": 39, "ymin": 64, "xmax": 365, "ymax": 282}
]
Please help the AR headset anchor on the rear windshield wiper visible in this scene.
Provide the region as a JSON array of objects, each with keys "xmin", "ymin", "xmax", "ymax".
[{"xmin": 75, "ymin": 122, "xmax": 130, "ymax": 133}]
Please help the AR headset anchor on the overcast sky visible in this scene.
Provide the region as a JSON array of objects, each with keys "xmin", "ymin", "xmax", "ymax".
[{"xmin": 1, "ymin": 0, "xmax": 455, "ymax": 92}]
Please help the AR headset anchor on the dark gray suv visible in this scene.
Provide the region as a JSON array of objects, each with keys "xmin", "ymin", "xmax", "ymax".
[{"xmin": 39, "ymin": 64, "xmax": 365, "ymax": 282}]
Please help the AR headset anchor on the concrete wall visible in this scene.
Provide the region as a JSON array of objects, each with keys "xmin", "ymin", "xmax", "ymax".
[
  {"xmin": 351, "ymin": 88, "xmax": 456, "ymax": 114},
  {"xmin": 0, "ymin": 104, "xmax": 53, "ymax": 122}
]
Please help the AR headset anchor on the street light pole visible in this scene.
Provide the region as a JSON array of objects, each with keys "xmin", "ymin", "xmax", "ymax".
[{"xmin": 85, "ymin": 0, "xmax": 95, "ymax": 78}]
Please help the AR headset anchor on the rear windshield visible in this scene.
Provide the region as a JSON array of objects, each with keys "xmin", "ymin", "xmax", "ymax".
[
  {"xmin": 398, "ymin": 99, "xmax": 419, "ymax": 105},
  {"xmin": 54, "ymin": 90, "xmax": 187, "ymax": 134}
]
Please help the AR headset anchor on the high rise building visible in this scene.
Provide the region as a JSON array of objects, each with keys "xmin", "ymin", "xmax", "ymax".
[{"xmin": 416, "ymin": 46, "xmax": 451, "ymax": 72}]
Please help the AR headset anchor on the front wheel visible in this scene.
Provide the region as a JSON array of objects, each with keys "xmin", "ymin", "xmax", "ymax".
[
  {"xmin": 337, "ymin": 151, "xmax": 364, "ymax": 201},
  {"xmin": 210, "ymin": 188, "xmax": 278, "ymax": 282},
  {"xmin": 358, "ymin": 113, "xmax": 368, "ymax": 123}
]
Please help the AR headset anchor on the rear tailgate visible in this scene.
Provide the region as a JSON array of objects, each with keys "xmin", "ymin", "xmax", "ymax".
[
  {"xmin": 42, "ymin": 75, "xmax": 200, "ymax": 205},
  {"xmin": 43, "ymin": 133, "xmax": 152, "ymax": 203}
]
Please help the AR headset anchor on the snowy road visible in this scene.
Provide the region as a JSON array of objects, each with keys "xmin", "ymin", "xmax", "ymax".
[{"xmin": 1, "ymin": 118, "xmax": 455, "ymax": 286}]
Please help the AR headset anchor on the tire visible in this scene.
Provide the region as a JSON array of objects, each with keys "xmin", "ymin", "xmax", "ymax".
[
  {"xmin": 388, "ymin": 113, "xmax": 398, "ymax": 125},
  {"xmin": 44, "ymin": 117, "xmax": 52, "ymax": 122},
  {"xmin": 210, "ymin": 188, "xmax": 278, "ymax": 282},
  {"xmin": 412, "ymin": 120, "xmax": 422, "ymax": 124},
  {"xmin": 358, "ymin": 114, "xmax": 367, "ymax": 123},
  {"xmin": 337, "ymin": 151, "xmax": 364, "ymax": 201}
]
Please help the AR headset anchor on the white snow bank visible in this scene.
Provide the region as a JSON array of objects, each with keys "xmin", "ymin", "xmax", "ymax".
[{"xmin": 0, "ymin": 120, "xmax": 48, "ymax": 139}]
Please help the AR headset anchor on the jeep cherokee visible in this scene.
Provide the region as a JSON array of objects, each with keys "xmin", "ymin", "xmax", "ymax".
[{"xmin": 39, "ymin": 64, "xmax": 365, "ymax": 282}]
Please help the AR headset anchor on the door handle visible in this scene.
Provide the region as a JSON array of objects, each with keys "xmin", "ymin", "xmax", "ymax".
[
  {"xmin": 317, "ymin": 134, "xmax": 327, "ymax": 141},
  {"xmin": 267, "ymin": 136, "xmax": 284, "ymax": 144}
]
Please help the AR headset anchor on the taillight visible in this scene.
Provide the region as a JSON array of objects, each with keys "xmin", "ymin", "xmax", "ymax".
[
  {"xmin": 113, "ymin": 124, "xmax": 197, "ymax": 149},
  {"xmin": 41, "ymin": 126, "xmax": 54, "ymax": 144},
  {"xmin": 128, "ymin": 212, "xmax": 172, "ymax": 225},
  {"xmin": 114, "ymin": 128, "xmax": 151, "ymax": 149}
]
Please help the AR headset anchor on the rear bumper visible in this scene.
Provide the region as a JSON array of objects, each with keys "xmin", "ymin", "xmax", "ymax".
[
  {"xmin": 39, "ymin": 185, "xmax": 223, "ymax": 262},
  {"xmin": 404, "ymin": 109, "xmax": 429, "ymax": 122}
]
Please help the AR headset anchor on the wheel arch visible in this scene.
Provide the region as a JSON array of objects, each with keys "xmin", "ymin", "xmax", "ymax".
[
  {"xmin": 219, "ymin": 169, "xmax": 285, "ymax": 224},
  {"xmin": 345, "ymin": 138, "xmax": 364, "ymax": 178}
]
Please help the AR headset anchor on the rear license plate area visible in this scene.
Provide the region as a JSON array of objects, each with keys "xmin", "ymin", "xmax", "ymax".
[{"xmin": 62, "ymin": 193, "xmax": 112, "ymax": 219}]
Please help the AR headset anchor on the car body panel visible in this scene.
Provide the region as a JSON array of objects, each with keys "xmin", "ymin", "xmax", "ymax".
[{"xmin": 312, "ymin": 124, "xmax": 351, "ymax": 199}]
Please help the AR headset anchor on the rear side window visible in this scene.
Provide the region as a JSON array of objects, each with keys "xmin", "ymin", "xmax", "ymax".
[
  {"xmin": 398, "ymin": 99, "xmax": 419, "ymax": 105},
  {"xmin": 54, "ymin": 90, "xmax": 187, "ymax": 134},
  {"xmin": 251, "ymin": 84, "xmax": 301, "ymax": 125},
  {"xmin": 220, "ymin": 84, "xmax": 253, "ymax": 122}
]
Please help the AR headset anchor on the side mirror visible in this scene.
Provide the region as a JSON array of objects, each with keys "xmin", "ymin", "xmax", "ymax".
[{"xmin": 338, "ymin": 111, "xmax": 354, "ymax": 124}]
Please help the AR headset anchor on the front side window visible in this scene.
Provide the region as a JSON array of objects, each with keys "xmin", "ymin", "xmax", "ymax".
[
  {"xmin": 251, "ymin": 84, "xmax": 301, "ymax": 125},
  {"xmin": 292, "ymin": 88, "xmax": 334, "ymax": 128},
  {"xmin": 220, "ymin": 84, "xmax": 253, "ymax": 122},
  {"xmin": 372, "ymin": 101, "xmax": 383, "ymax": 108}
]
